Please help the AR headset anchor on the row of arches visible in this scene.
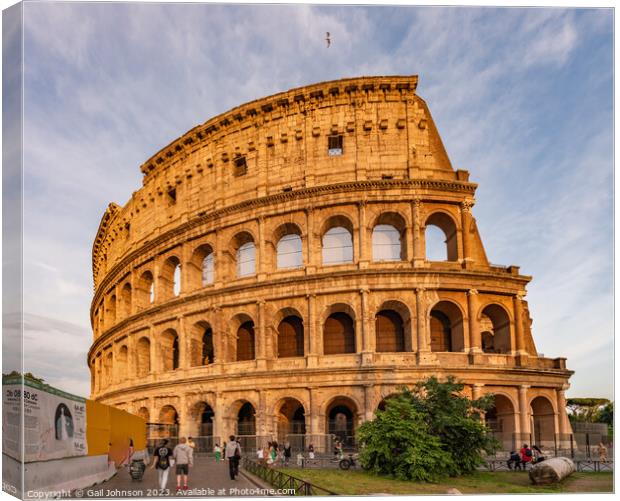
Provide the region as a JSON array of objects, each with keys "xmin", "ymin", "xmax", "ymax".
[
  {"xmin": 93, "ymin": 299, "xmax": 514, "ymax": 389},
  {"xmin": 139, "ymin": 392, "xmax": 559, "ymax": 451},
  {"xmin": 96, "ymin": 210, "xmax": 463, "ymax": 332}
]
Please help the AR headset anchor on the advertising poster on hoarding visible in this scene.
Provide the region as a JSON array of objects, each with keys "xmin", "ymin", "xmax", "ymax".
[{"xmin": 2, "ymin": 377, "xmax": 87, "ymax": 462}]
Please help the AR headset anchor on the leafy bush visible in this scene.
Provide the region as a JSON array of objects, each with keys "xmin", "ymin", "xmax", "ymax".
[{"xmin": 357, "ymin": 376, "xmax": 498, "ymax": 482}]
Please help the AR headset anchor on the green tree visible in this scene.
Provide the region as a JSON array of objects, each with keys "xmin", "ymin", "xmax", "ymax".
[
  {"xmin": 357, "ymin": 377, "xmax": 498, "ymax": 482},
  {"xmin": 357, "ymin": 391, "xmax": 454, "ymax": 482}
]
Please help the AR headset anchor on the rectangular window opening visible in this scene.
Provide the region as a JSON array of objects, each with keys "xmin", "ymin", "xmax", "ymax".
[
  {"xmin": 234, "ymin": 156, "xmax": 248, "ymax": 176},
  {"xmin": 167, "ymin": 188, "xmax": 177, "ymax": 205},
  {"xmin": 328, "ymin": 135, "xmax": 343, "ymax": 156}
]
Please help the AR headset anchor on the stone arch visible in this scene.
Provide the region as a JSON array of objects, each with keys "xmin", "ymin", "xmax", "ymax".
[
  {"xmin": 322, "ymin": 303, "xmax": 356, "ymax": 355},
  {"xmin": 190, "ymin": 401, "xmax": 215, "ymax": 439},
  {"xmin": 137, "ymin": 406, "xmax": 150, "ymax": 422},
  {"xmin": 136, "ymin": 270, "xmax": 154, "ymax": 310},
  {"xmin": 485, "ymin": 393, "xmax": 517, "ymax": 450},
  {"xmin": 325, "ymin": 396, "xmax": 360, "ymax": 448},
  {"xmin": 274, "ymin": 397, "xmax": 307, "ymax": 443},
  {"xmin": 106, "ymin": 294, "xmax": 117, "ymax": 328},
  {"xmin": 188, "ymin": 243, "xmax": 215, "ymax": 290},
  {"xmin": 371, "ymin": 211, "xmax": 408, "ymax": 261},
  {"xmin": 376, "ymin": 391, "xmax": 401, "ymax": 412},
  {"xmin": 116, "ymin": 345, "xmax": 128, "ymax": 381},
  {"xmin": 160, "ymin": 255, "xmax": 182, "ymax": 301},
  {"xmin": 189, "ymin": 321, "xmax": 215, "ymax": 366},
  {"xmin": 376, "ymin": 300, "xmax": 412, "ymax": 352},
  {"xmin": 230, "ymin": 313, "xmax": 255, "ymax": 362},
  {"xmin": 277, "ymin": 313, "xmax": 304, "ymax": 358},
  {"xmin": 103, "ymin": 351, "xmax": 113, "ymax": 387},
  {"xmin": 120, "ymin": 283, "xmax": 132, "ymax": 318},
  {"xmin": 136, "ymin": 337, "xmax": 151, "ymax": 376},
  {"xmin": 479, "ymin": 303, "xmax": 512, "ymax": 354},
  {"xmin": 230, "ymin": 231, "xmax": 256, "ymax": 278},
  {"xmin": 425, "ymin": 210, "xmax": 458, "ymax": 261},
  {"xmin": 321, "ymin": 215, "xmax": 355, "ymax": 265},
  {"xmin": 429, "ymin": 300, "xmax": 465, "ymax": 352},
  {"xmin": 160, "ymin": 328, "xmax": 180, "ymax": 371},
  {"xmin": 530, "ymin": 395, "xmax": 557, "ymax": 447},
  {"xmin": 273, "ymin": 222, "xmax": 304, "ymax": 270}
]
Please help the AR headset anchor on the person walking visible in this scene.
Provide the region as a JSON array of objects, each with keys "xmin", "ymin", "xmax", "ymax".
[
  {"xmin": 150, "ymin": 440, "xmax": 173, "ymax": 492},
  {"xmin": 225, "ymin": 435, "xmax": 242, "ymax": 480},
  {"xmin": 214, "ymin": 443, "xmax": 222, "ymax": 462},
  {"xmin": 172, "ymin": 437, "xmax": 194, "ymax": 491},
  {"xmin": 284, "ymin": 442, "xmax": 292, "ymax": 466},
  {"xmin": 308, "ymin": 444, "xmax": 315, "ymax": 460}
]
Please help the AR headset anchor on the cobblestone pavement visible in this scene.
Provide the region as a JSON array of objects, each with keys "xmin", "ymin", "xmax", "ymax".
[{"xmin": 73, "ymin": 456, "xmax": 263, "ymax": 498}]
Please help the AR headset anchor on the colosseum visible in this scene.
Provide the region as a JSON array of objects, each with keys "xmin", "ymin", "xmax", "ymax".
[{"xmin": 89, "ymin": 75, "xmax": 573, "ymax": 453}]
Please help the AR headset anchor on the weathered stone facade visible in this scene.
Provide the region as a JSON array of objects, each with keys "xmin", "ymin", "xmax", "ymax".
[{"xmin": 89, "ymin": 76, "xmax": 573, "ymax": 451}]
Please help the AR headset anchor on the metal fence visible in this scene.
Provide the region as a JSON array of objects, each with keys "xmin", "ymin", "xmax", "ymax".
[{"xmin": 241, "ymin": 457, "xmax": 337, "ymax": 495}]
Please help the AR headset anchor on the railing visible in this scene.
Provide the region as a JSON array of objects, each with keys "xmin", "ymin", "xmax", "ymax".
[
  {"xmin": 241, "ymin": 457, "xmax": 337, "ymax": 495},
  {"xmin": 483, "ymin": 458, "xmax": 613, "ymax": 472}
]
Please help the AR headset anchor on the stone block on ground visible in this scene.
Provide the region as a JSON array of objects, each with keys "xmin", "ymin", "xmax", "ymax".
[{"xmin": 528, "ymin": 457, "xmax": 575, "ymax": 485}]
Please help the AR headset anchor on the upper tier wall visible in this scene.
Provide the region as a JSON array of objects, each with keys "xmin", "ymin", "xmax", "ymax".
[{"xmin": 92, "ymin": 76, "xmax": 464, "ymax": 290}]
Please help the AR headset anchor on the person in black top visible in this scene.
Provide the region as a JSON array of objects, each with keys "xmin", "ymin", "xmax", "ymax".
[{"xmin": 151, "ymin": 440, "xmax": 174, "ymax": 492}]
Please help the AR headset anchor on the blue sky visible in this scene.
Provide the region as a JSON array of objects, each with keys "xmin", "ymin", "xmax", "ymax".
[{"xmin": 14, "ymin": 4, "xmax": 613, "ymax": 399}]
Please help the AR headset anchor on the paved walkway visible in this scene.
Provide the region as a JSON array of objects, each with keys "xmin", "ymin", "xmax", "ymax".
[{"xmin": 72, "ymin": 456, "xmax": 262, "ymax": 498}]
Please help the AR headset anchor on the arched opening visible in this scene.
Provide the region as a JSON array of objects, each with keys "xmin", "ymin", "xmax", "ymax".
[
  {"xmin": 237, "ymin": 402, "xmax": 256, "ymax": 436},
  {"xmin": 480, "ymin": 304, "xmax": 511, "ymax": 354},
  {"xmin": 485, "ymin": 394, "xmax": 516, "ymax": 451},
  {"xmin": 116, "ymin": 345, "xmax": 128, "ymax": 381},
  {"xmin": 161, "ymin": 329, "xmax": 180, "ymax": 371},
  {"xmin": 277, "ymin": 232, "xmax": 303, "ymax": 269},
  {"xmin": 326, "ymin": 397, "xmax": 358, "ymax": 449},
  {"xmin": 202, "ymin": 327, "xmax": 214, "ymax": 365},
  {"xmin": 430, "ymin": 301, "xmax": 465, "ymax": 352},
  {"xmin": 137, "ymin": 407, "xmax": 149, "ymax": 422},
  {"xmin": 376, "ymin": 393, "xmax": 398, "ymax": 413},
  {"xmin": 231, "ymin": 232, "xmax": 256, "ymax": 278},
  {"xmin": 151, "ymin": 405, "xmax": 179, "ymax": 447},
  {"xmin": 276, "ymin": 399, "xmax": 306, "ymax": 449},
  {"xmin": 375, "ymin": 310, "xmax": 405, "ymax": 352},
  {"xmin": 322, "ymin": 216, "xmax": 354, "ymax": 265},
  {"xmin": 278, "ymin": 316, "xmax": 304, "ymax": 358},
  {"xmin": 137, "ymin": 271, "xmax": 154, "ymax": 309},
  {"xmin": 236, "ymin": 321, "xmax": 255, "ymax": 361},
  {"xmin": 372, "ymin": 212, "xmax": 407, "ymax": 261},
  {"xmin": 531, "ymin": 396, "xmax": 556, "ymax": 448},
  {"xmin": 104, "ymin": 352, "xmax": 113, "ymax": 387},
  {"xmin": 323, "ymin": 311, "xmax": 355, "ymax": 355},
  {"xmin": 425, "ymin": 212, "xmax": 458, "ymax": 261},
  {"xmin": 106, "ymin": 294, "xmax": 117, "ymax": 327},
  {"xmin": 121, "ymin": 283, "xmax": 132, "ymax": 318},
  {"xmin": 160, "ymin": 256, "xmax": 181, "ymax": 300},
  {"xmin": 136, "ymin": 337, "xmax": 151, "ymax": 376}
]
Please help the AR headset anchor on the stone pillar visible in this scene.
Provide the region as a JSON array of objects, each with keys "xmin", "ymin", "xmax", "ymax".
[
  {"xmin": 256, "ymin": 300, "xmax": 267, "ymax": 369},
  {"xmin": 214, "ymin": 230, "xmax": 224, "ymax": 288},
  {"xmin": 363, "ymin": 385, "xmax": 374, "ymax": 422},
  {"xmin": 305, "ymin": 207, "xmax": 317, "ymax": 274},
  {"xmin": 257, "ymin": 217, "xmax": 267, "ymax": 280},
  {"xmin": 213, "ymin": 392, "xmax": 224, "ymax": 442},
  {"xmin": 152, "ymin": 260, "xmax": 160, "ymax": 304},
  {"xmin": 412, "ymin": 199, "xmax": 425, "ymax": 266},
  {"xmin": 360, "ymin": 289, "xmax": 373, "ymax": 364},
  {"xmin": 178, "ymin": 315, "xmax": 190, "ymax": 369},
  {"xmin": 472, "ymin": 384, "xmax": 485, "ymax": 424},
  {"xmin": 179, "ymin": 393, "xmax": 191, "ymax": 437},
  {"xmin": 306, "ymin": 294, "xmax": 319, "ymax": 367},
  {"xmin": 460, "ymin": 199, "xmax": 474, "ymax": 266},
  {"xmin": 518, "ymin": 385, "xmax": 531, "ymax": 437},
  {"xmin": 149, "ymin": 325, "xmax": 157, "ymax": 374},
  {"xmin": 513, "ymin": 294, "xmax": 527, "ymax": 356},
  {"xmin": 467, "ymin": 289, "xmax": 481, "ymax": 353},
  {"xmin": 127, "ymin": 335, "xmax": 136, "ymax": 379},
  {"xmin": 415, "ymin": 288, "xmax": 429, "ymax": 356},
  {"xmin": 556, "ymin": 387, "xmax": 569, "ymax": 436},
  {"xmin": 212, "ymin": 306, "xmax": 226, "ymax": 364},
  {"xmin": 358, "ymin": 201, "xmax": 368, "ymax": 268}
]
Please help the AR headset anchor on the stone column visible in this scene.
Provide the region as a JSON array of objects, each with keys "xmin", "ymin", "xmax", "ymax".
[
  {"xmin": 214, "ymin": 230, "xmax": 224, "ymax": 288},
  {"xmin": 412, "ymin": 199, "xmax": 425, "ymax": 267},
  {"xmin": 556, "ymin": 387, "xmax": 569, "ymax": 436},
  {"xmin": 358, "ymin": 201, "xmax": 368, "ymax": 268},
  {"xmin": 306, "ymin": 294, "xmax": 319, "ymax": 367},
  {"xmin": 472, "ymin": 384, "xmax": 485, "ymax": 424},
  {"xmin": 152, "ymin": 260, "xmax": 160, "ymax": 304},
  {"xmin": 213, "ymin": 392, "xmax": 224, "ymax": 442},
  {"xmin": 213, "ymin": 306, "xmax": 226, "ymax": 364},
  {"xmin": 257, "ymin": 217, "xmax": 267, "ymax": 280},
  {"xmin": 149, "ymin": 325, "xmax": 157, "ymax": 374},
  {"xmin": 305, "ymin": 206, "xmax": 317, "ymax": 274},
  {"xmin": 513, "ymin": 293, "xmax": 527, "ymax": 356},
  {"xmin": 256, "ymin": 300, "xmax": 267, "ymax": 369},
  {"xmin": 127, "ymin": 335, "xmax": 136, "ymax": 379},
  {"xmin": 467, "ymin": 289, "xmax": 481, "ymax": 353},
  {"xmin": 178, "ymin": 315, "xmax": 190, "ymax": 369},
  {"xmin": 363, "ymin": 385, "xmax": 375, "ymax": 422},
  {"xmin": 460, "ymin": 199, "xmax": 474, "ymax": 266},
  {"xmin": 518, "ymin": 385, "xmax": 531, "ymax": 437},
  {"xmin": 415, "ymin": 288, "xmax": 429, "ymax": 353},
  {"xmin": 360, "ymin": 289, "xmax": 374, "ymax": 364},
  {"xmin": 179, "ymin": 393, "xmax": 191, "ymax": 437}
]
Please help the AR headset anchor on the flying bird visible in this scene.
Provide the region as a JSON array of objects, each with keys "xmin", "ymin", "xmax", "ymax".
[{"xmin": 326, "ymin": 32, "xmax": 331, "ymax": 48}]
